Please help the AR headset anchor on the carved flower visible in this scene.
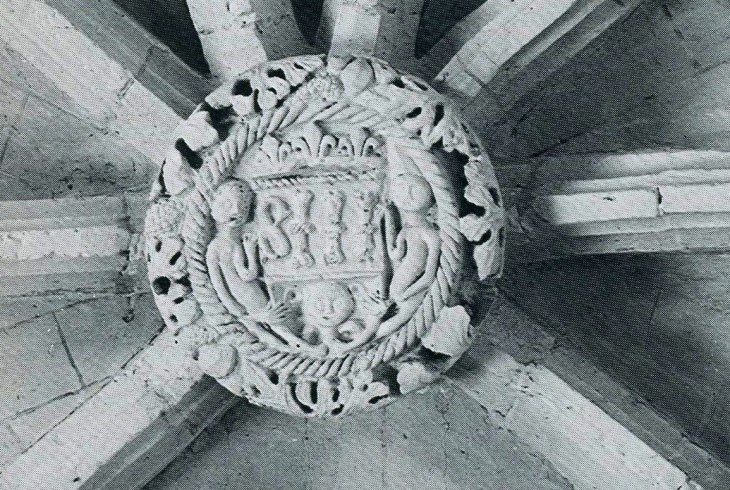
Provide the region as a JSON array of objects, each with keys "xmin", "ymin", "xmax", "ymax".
[{"xmin": 307, "ymin": 72, "xmax": 344, "ymax": 101}]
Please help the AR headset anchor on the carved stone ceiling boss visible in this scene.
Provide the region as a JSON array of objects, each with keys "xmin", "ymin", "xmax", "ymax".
[{"xmin": 144, "ymin": 55, "xmax": 505, "ymax": 417}]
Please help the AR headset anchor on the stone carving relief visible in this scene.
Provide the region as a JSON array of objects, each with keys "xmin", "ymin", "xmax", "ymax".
[{"xmin": 144, "ymin": 55, "xmax": 505, "ymax": 417}]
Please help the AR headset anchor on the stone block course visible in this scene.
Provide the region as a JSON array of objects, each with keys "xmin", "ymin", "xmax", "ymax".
[
  {"xmin": 146, "ymin": 385, "xmax": 573, "ymax": 490},
  {"xmin": 0, "ymin": 296, "xmax": 86, "ymax": 331},
  {"xmin": 0, "ymin": 95, "xmax": 152, "ymax": 200},
  {"xmin": 0, "ymin": 314, "xmax": 81, "ymax": 420},
  {"xmin": 53, "ymin": 294, "xmax": 163, "ymax": 385},
  {"xmin": 0, "ymin": 383, "xmax": 104, "ymax": 468}
]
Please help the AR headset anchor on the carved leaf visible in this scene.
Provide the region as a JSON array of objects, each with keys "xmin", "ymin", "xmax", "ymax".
[
  {"xmin": 342, "ymin": 370, "xmax": 390, "ymax": 412},
  {"xmin": 175, "ymin": 111, "xmax": 220, "ymax": 152},
  {"xmin": 474, "ymin": 239, "xmax": 503, "ymax": 280},
  {"xmin": 459, "ymin": 213, "xmax": 491, "ymax": 242},
  {"xmin": 148, "ymin": 236, "xmax": 186, "ymax": 279},
  {"xmin": 258, "ymin": 134, "xmax": 282, "ymax": 163},
  {"xmin": 370, "ymin": 58, "xmax": 398, "ymax": 85},
  {"xmin": 162, "ymin": 147, "xmax": 194, "ymax": 196},
  {"xmin": 464, "ymin": 183, "xmax": 496, "ymax": 209},
  {"xmin": 280, "ymin": 55, "xmax": 324, "ymax": 85},
  {"xmin": 341, "ymin": 58, "xmax": 375, "ymax": 98},
  {"xmin": 155, "ymin": 282, "xmax": 201, "ymax": 330},
  {"xmin": 421, "ymin": 305, "xmax": 473, "ymax": 356},
  {"xmin": 464, "ymin": 158, "xmax": 496, "ymax": 186},
  {"xmin": 237, "ymin": 360, "xmax": 289, "ymax": 411}
]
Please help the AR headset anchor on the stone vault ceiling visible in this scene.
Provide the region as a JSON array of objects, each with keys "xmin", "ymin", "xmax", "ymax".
[{"xmin": 1, "ymin": 1, "xmax": 730, "ymax": 489}]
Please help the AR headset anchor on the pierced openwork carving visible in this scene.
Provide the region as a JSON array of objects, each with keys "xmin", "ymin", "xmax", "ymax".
[{"xmin": 144, "ymin": 55, "xmax": 505, "ymax": 417}]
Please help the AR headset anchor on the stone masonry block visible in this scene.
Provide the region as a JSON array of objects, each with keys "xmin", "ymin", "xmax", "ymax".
[
  {"xmin": 0, "ymin": 383, "xmax": 103, "ymax": 468},
  {"xmin": 54, "ymin": 294, "xmax": 163, "ymax": 384},
  {"xmin": 0, "ymin": 314, "xmax": 81, "ymax": 420},
  {"xmin": 1, "ymin": 96, "xmax": 152, "ymax": 200}
]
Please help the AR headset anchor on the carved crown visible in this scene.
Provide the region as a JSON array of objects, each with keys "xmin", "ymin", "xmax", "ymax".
[{"xmin": 243, "ymin": 122, "xmax": 385, "ymax": 179}]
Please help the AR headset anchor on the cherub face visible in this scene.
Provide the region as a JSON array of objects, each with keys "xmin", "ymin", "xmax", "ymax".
[
  {"xmin": 390, "ymin": 173, "xmax": 434, "ymax": 212},
  {"xmin": 302, "ymin": 282, "xmax": 355, "ymax": 328}
]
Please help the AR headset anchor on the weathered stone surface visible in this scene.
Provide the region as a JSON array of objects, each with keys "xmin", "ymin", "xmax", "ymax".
[
  {"xmin": 317, "ymin": 0, "xmax": 423, "ymax": 69},
  {"xmin": 248, "ymin": 0, "xmax": 318, "ymax": 60},
  {"xmin": 450, "ymin": 339, "xmax": 700, "ymax": 490},
  {"xmin": 0, "ymin": 296, "xmax": 83, "ymax": 330},
  {"xmin": 0, "ymin": 0, "xmax": 186, "ymax": 168},
  {"xmin": 478, "ymin": 295, "xmax": 730, "ymax": 490},
  {"xmin": 145, "ymin": 385, "xmax": 573, "ymax": 490},
  {"xmin": 185, "ymin": 0, "xmax": 268, "ymax": 81},
  {"xmin": 372, "ymin": 0, "xmax": 424, "ymax": 69},
  {"xmin": 0, "ymin": 94, "xmax": 152, "ymax": 200},
  {"xmin": 0, "ymin": 266, "xmax": 128, "ymax": 297},
  {"xmin": 0, "ymin": 383, "xmax": 104, "ymax": 468},
  {"xmin": 434, "ymin": 0, "xmax": 581, "ymax": 96},
  {"xmin": 324, "ymin": 0, "xmax": 383, "ymax": 57},
  {"xmin": 0, "ymin": 327, "xmax": 238, "ymax": 490},
  {"xmin": 111, "ymin": 0, "xmax": 209, "ymax": 75},
  {"xmin": 502, "ymin": 252, "xmax": 730, "ymax": 480},
  {"xmin": 0, "ymin": 82, "xmax": 26, "ymax": 129},
  {"xmin": 53, "ymin": 294, "xmax": 162, "ymax": 384},
  {"xmin": 482, "ymin": 0, "xmax": 730, "ymax": 161},
  {"xmin": 0, "ymin": 314, "xmax": 81, "ymax": 420}
]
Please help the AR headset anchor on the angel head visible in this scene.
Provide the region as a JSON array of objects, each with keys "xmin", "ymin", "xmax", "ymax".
[
  {"xmin": 301, "ymin": 282, "xmax": 355, "ymax": 328},
  {"xmin": 390, "ymin": 172, "xmax": 434, "ymax": 212},
  {"xmin": 211, "ymin": 179, "xmax": 254, "ymax": 225}
]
